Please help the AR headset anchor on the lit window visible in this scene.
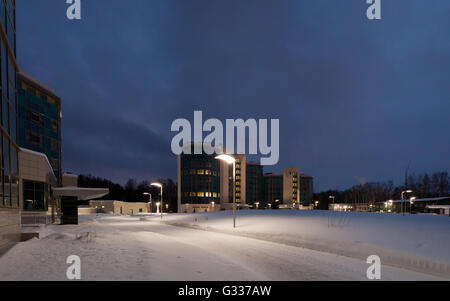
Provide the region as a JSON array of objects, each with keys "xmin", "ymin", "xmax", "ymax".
[
  {"xmin": 197, "ymin": 192, "xmax": 204, "ymax": 197},
  {"xmin": 197, "ymin": 170, "xmax": 204, "ymax": 175}
]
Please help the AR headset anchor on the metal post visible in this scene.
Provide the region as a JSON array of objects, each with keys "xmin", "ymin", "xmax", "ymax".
[
  {"xmin": 233, "ymin": 160, "xmax": 236, "ymax": 228},
  {"xmin": 160, "ymin": 186, "xmax": 163, "ymax": 220}
]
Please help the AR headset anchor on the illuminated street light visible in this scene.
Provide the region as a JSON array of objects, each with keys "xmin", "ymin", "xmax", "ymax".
[
  {"xmin": 410, "ymin": 197, "xmax": 416, "ymax": 214},
  {"xmin": 401, "ymin": 190, "xmax": 413, "ymax": 216},
  {"xmin": 215, "ymin": 154, "xmax": 237, "ymax": 228},
  {"xmin": 151, "ymin": 182, "xmax": 163, "ymax": 219},
  {"xmin": 143, "ymin": 192, "xmax": 152, "ymax": 214}
]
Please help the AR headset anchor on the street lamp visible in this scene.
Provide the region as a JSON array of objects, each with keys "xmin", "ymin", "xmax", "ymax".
[
  {"xmin": 151, "ymin": 182, "xmax": 163, "ymax": 220},
  {"xmin": 215, "ymin": 154, "xmax": 236, "ymax": 228},
  {"xmin": 401, "ymin": 190, "xmax": 413, "ymax": 216},
  {"xmin": 329, "ymin": 196, "xmax": 335, "ymax": 210},
  {"xmin": 410, "ymin": 197, "xmax": 416, "ymax": 214},
  {"xmin": 143, "ymin": 192, "xmax": 152, "ymax": 214}
]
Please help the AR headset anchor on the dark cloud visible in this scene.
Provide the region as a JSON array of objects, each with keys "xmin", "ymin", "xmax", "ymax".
[{"xmin": 16, "ymin": 0, "xmax": 450, "ymax": 190}]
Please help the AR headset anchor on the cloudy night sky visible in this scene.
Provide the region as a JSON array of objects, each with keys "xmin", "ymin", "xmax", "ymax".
[{"xmin": 16, "ymin": 0, "xmax": 450, "ymax": 191}]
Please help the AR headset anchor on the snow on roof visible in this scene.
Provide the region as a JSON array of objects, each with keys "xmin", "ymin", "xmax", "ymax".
[{"xmin": 52, "ymin": 186, "xmax": 109, "ymax": 201}]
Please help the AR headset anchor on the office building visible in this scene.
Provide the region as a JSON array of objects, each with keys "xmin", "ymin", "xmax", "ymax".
[
  {"xmin": 246, "ymin": 162, "xmax": 263, "ymax": 207},
  {"xmin": 0, "ymin": 0, "xmax": 20, "ymax": 252},
  {"xmin": 282, "ymin": 167, "xmax": 300, "ymax": 206},
  {"xmin": 263, "ymin": 173, "xmax": 283, "ymax": 208},
  {"xmin": 300, "ymin": 174, "xmax": 313, "ymax": 206},
  {"xmin": 176, "ymin": 143, "xmax": 313, "ymax": 212},
  {"xmin": 177, "ymin": 143, "xmax": 225, "ymax": 213},
  {"xmin": 17, "ymin": 72, "xmax": 62, "ymax": 182}
]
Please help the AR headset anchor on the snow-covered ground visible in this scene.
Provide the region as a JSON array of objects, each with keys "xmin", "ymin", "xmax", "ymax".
[
  {"xmin": 155, "ymin": 210, "xmax": 450, "ymax": 277},
  {"xmin": 0, "ymin": 211, "xmax": 448, "ymax": 281}
]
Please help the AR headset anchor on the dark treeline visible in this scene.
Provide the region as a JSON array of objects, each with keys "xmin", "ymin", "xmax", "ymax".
[
  {"xmin": 314, "ymin": 171, "xmax": 449, "ymax": 210},
  {"xmin": 78, "ymin": 174, "xmax": 178, "ymax": 212}
]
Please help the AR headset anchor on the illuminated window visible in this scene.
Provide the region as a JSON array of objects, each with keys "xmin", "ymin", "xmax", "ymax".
[
  {"xmin": 236, "ymin": 164, "xmax": 240, "ymax": 169},
  {"xmin": 213, "ymin": 192, "xmax": 217, "ymax": 198},
  {"xmin": 205, "ymin": 170, "xmax": 211, "ymax": 175},
  {"xmin": 197, "ymin": 192, "xmax": 204, "ymax": 197},
  {"xmin": 236, "ymin": 169, "xmax": 240, "ymax": 175},
  {"xmin": 236, "ymin": 176, "xmax": 240, "ymax": 180},
  {"xmin": 236, "ymin": 187, "xmax": 240, "ymax": 191},
  {"xmin": 213, "ymin": 171, "xmax": 217, "ymax": 176}
]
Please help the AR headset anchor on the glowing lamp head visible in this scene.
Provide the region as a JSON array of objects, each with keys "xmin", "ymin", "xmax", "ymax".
[{"xmin": 215, "ymin": 154, "xmax": 236, "ymax": 164}]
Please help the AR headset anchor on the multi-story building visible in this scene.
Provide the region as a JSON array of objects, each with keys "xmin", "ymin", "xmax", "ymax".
[
  {"xmin": 177, "ymin": 143, "xmax": 225, "ymax": 213},
  {"xmin": 263, "ymin": 173, "xmax": 283, "ymax": 208},
  {"xmin": 177, "ymin": 143, "xmax": 313, "ymax": 212},
  {"xmin": 231, "ymin": 154, "xmax": 246, "ymax": 206},
  {"xmin": 17, "ymin": 72, "xmax": 62, "ymax": 182},
  {"xmin": 282, "ymin": 167, "xmax": 300, "ymax": 206},
  {"xmin": 0, "ymin": 0, "xmax": 20, "ymax": 252},
  {"xmin": 300, "ymin": 174, "xmax": 313, "ymax": 206},
  {"xmin": 246, "ymin": 162, "xmax": 263, "ymax": 207}
]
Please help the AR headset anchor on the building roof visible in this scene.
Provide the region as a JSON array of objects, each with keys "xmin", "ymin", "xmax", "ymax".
[
  {"xmin": 17, "ymin": 71, "xmax": 58, "ymax": 98},
  {"xmin": 52, "ymin": 187, "xmax": 109, "ymax": 201}
]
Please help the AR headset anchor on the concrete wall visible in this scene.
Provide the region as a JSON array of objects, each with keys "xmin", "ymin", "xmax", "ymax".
[
  {"xmin": 62, "ymin": 173, "xmax": 78, "ymax": 187},
  {"xmin": 0, "ymin": 208, "xmax": 21, "ymax": 253}
]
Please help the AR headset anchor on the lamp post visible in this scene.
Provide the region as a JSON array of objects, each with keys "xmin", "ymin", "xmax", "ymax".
[
  {"xmin": 401, "ymin": 190, "xmax": 413, "ymax": 216},
  {"xmin": 143, "ymin": 192, "xmax": 152, "ymax": 214},
  {"xmin": 410, "ymin": 197, "xmax": 416, "ymax": 214},
  {"xmin": 215, "ymin": 154, "xmax": 236, "ymax": 228},
  {"xmin": 151, "ymin": 182, "xmax": 163, "ymax": 220},
  {"xmin": 329, "ymin": 196, "xmax": 335, "ymax": 211}
]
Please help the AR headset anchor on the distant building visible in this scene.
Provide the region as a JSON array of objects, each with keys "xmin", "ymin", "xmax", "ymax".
[
  {"xmin": 17, "ymin": 72, "xmax": 62, "ymax": 182},
  {"xmin": 176, "ymin": 143, "xmax": 313, "ymax": 212},
  {"xmin": 177, "ymin": 143, "xmax": 225, "ymax": 213},
  {"xmin": 300, "ymin": 174, "xmax": 313, "ymax": 206},
  {"xmin": 263, "ymin": 173, "xmax": 283, "ymax": 208},
  {"xmin": 246, "ymin": 162, "xmax": 263, "ymax": 207},
  {"xmin": 89, "ymin": 200, "xmax": 149, "ymax": 215},
  {"xmin": 283, "ymin": 167, "xmax": 300, "ymax": 206}
]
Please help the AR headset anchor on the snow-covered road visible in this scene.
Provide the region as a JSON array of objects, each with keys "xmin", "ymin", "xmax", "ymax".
[{"xmin": 0, "ymin": 215, "xmax": 445, "ymax": 281}]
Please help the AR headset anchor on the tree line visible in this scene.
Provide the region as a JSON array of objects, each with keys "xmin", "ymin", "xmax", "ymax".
[
  {"xmin": 77, "ymin": 174, "xmax": 178, "ymax": 212},
  {"xmin": 313, "ymin": 171, "xmax": 449, "ymax": 210}
]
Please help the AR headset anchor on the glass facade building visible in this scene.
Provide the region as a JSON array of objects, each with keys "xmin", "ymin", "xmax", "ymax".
[
  {"xmin": 263, "ymin": 173, "xmax": 283, "ymax": 207},
  {"xmin": 0, "ymin": 0, "xmax": 20, "ymax": 252},
  {"xmin": 180, "ymin": 151, "xmax": 221, "ymax": 206},
  {"xmin": 300, "ymin": 174, "xmax": 313, "ymax": 206},
  {"xmin": 0, "ymin": 0, "xmax": 18, "ymax": 211},
  {"xmin": 246, "ymin": 162, "xmax": 263, "ymax": 206},
  {"xmin": 16, "ymin": 72, "xmax": 62, "ymax": 182}
]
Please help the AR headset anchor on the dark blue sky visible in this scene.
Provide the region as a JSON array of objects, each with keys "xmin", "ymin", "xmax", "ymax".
[{"xmin": 16, "ymin": 0, "xmax": 450, "ymax": 191}]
